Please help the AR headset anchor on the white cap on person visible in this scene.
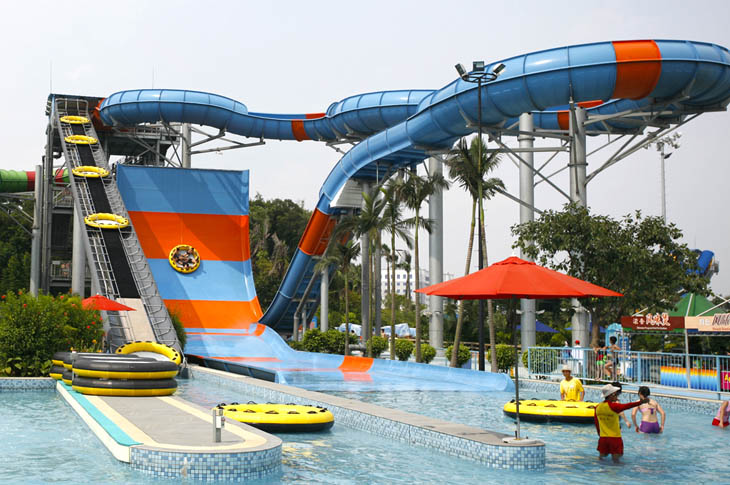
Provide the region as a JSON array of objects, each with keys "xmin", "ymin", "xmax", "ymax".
[{"xmin": 601, "ymin": 383, "xmax": 621, "ymax": 398}]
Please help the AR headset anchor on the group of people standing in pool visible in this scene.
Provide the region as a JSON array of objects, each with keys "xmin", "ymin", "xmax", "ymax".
[{"xmin": 560, "ymin": 365, "xmax": 667, "ymax": 463}]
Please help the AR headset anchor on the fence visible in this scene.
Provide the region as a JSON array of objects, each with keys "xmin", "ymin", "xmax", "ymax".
[{"xmin": 527, "ymin": 346, "xmax": 730, "ymax": 392}]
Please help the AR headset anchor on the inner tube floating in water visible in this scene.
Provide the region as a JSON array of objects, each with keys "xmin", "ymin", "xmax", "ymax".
[
  {"xmin": 216, "ymin": 402, "xmax": 335, "ymax": 433},
  {"xmin": 503, "ymin": 399, "xmax": 597, "ymax": 424},
  {"xmin": 64, "ymin": 134, "xmax": 98, "ymax": 145},
  {"xmin": 72, "ymin": 375, "xmax": 177, "ymax": 397},
  {"xmin": 116, "ymin": 341, "xmax": 182, "ymax": 366},
  {"xmin": 84, "ymin": 213, "xmax": 129, "ymax": 229},
  {"xmin": 60, "ymin": 115, "xmax": 90, "ymax": 124},
  {"xmin": 169, "ymin": 244, "xmax": 200, "ymax": 274},
  {"xmin": 72, "ymin": 166, "xmax": 109, "ymax": 178},
  {"xmin": 73, "ymin": 355, "xmax": 178, "ymax": 380}
]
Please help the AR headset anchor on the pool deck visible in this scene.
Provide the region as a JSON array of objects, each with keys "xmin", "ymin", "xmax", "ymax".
[{"xmin": 56, "ymin": 382, "xmax": 281, "ymax": 481}]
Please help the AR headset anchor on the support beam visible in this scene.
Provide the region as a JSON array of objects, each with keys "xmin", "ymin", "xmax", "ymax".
[
  {"xmin": 518, "ymin": 114, "xmax": 536, "ymax": 351},
  {"xmin": 181, "ymin": 123, "xmax": 192, "ymax": 168},
  {"xmin": 374, "ymin": 235, "xmax": 382, "ymax": 336},
  {"xmin": 569, "ymin": 106, "xmax": 589, "ymax": 347},
  {"xmin": 71, "ymin": 205, "xmax": 86, "ymax": 297},
  {"xmin": 29, "ymin": 165, "xmax": 42, "ymax": 296},
  {"xmin": 360, "ymin": 182, "xmax": 371, "ymax": 345},
  {"xmin": 428, "ymin": 156, "xmax": 444, "ymax": 349},
  {"xmin": 320, "ymin": 266, "xmax": 329, "ymax": 332}
]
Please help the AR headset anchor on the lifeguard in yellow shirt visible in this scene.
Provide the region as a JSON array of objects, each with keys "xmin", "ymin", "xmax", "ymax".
[{"xmin": 559, "ymin": 364, "xmax": 584, "ymax": 401}]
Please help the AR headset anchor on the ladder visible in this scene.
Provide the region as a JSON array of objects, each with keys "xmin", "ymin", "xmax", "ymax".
[{"xmin": 52, "ymin": 97, "xmax": 181, "ymax": 354}]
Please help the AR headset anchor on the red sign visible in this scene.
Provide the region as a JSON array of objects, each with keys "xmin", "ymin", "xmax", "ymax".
[{"xmin": 620, "ymin": 313, "xmax": 685, "ymax": 331}]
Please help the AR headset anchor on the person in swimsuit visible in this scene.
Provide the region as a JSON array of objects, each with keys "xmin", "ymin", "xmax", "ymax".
[
  {"xmin": 604, "ymin": 336, "xmax": 621, "ymax": 379},
  {"xmin": 712, "ymin": 400, "xmax": 730, "ymax": 427},
  {"xmin": 631, "ymin": 386, "xmax": 666, "ymax": 433}
]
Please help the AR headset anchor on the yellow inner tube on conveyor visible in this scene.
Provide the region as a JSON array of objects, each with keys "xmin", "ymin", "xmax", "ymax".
[
  {"xmin": 64, "ymin": 134, "xmax": 98, "ymax": 145},
  {"xmin": 84, "ymin": 213, "xmax": 129, "ymax": 229},
  {"xmin": 169, "ymin": 244, "xmax": 201, "ymax": 274},
  {"xmin": 115, "ymin": 341, "xmax": 182, "ymax": 366},
  {"xmin": 60, "ymin": 115, "xmax": 90, "ymax": 124},
  {"xmin": 72, "ymin": 165, "xmax": 109, "ymax": 178},
  {"xmin": 217, "ymin": 402, "xmax": 335, "ymax": 433},
  {"xmin": 503, "ymin": 399, "xmax": 597, "ymax": 424}
]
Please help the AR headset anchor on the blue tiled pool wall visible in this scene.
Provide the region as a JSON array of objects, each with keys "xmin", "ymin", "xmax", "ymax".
[
  {"xmin": 130, "ymin": 447, "xmax": 281, "ymax": 482},
  {"xmin": 520, "ymin": 380, "xmax": 720, "ymax": 414},
  {"xmin": 0, "ymin": 377, "xmax": 56, "ymax": 390},
  {"xmin": 194, "ymin": 367, "xmax": 545, "ymax": 471}
]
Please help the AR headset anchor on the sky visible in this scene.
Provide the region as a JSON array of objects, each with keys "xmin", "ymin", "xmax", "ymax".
[{"xmin": 1, "ymin": 0, "xmax": 728, "ymax": 297}]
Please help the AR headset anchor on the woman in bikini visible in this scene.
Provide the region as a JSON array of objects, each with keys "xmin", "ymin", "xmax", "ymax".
[{"xmin": 632, "ymin": 386, "xmax": 666, "ymax": 433}]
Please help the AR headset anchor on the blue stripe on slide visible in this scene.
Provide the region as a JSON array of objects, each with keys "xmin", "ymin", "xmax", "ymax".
[
  {"xmin": 117, "ymin": 164, "xmax": 249, "ymax": 216},
  {"xmin": 149, "ymin": 258, "xmax": 257, "ymax": 301}
]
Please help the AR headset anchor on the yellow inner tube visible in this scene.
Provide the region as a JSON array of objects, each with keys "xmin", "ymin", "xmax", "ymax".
[
  {"xmin": 65, "ymin": 134, "xmax": 98, "ymax": 145},
  {"xmin": 60, "ymin": 115, "xmax": 90, "ymax": 124},
  {"xmin": 115, "ymin": 341, "xmax": 182, "ymax": 366},
  {"xmin": 503, "ymin": 400, "xmax": 597, "ymax": 419},
  {"xmin": 71, "ymin": 385, "xmax": 177, "ymax": 397},
  {"xmin": 169, "ymin": 244, "xmax": 201, "ymax": 274},
  {"xmin": 84, "ymin": 213, "xmax": 129, "ymax": 229},
  {"xmin": 218, "ymin": 403, "xmax": 334, "ymax": 426},
  {"xmin": 72, "ymin": 165, "xmax": 109, "ymax": 178},
  {"xmin": 72, "ymin": 368, "xmax": 178, "ymax": 380}
]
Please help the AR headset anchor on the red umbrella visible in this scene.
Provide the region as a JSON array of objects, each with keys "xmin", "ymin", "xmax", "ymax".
[
  {"xmin": 416, "ymin": 256, "xmax": 622, "ymax": 441},
  {"xmin": 416, "ymin": 256, "xmax": 622, "ymax": 299},
  {"xmin": 82, "ymin": 294, "xmax": 136, "ymax": 312}
]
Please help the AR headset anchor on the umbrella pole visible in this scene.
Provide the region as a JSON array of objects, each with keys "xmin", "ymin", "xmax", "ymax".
[{"xmin": 511, "ymin": 297, "xmax": 521, "ymax": 439}]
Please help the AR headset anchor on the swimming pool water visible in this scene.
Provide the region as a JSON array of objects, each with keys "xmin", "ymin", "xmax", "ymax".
[{"xmin": 330, "ymin": 388, "xmax": 730, "ymax": 484}]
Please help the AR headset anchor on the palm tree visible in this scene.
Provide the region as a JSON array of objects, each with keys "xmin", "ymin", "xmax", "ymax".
[
  {"xmin": 396, "ymin": 251, "xmax": 412, "ymax": 301},
  {"xmin": 315, "ymin": 239, "xmax": 360, "ymax": 355},
  {"xmin": 332, "ymin": 187, "xmax": 387, "ymax": 356},
  {"xmin": 443, "ymin": 137, "xmax": 503, "ymax": 370},
  {"xmin": 401, "ymin": 168, "xmax": 449, "ymax": 362},
  {"xmin": 381, "ymin": 179, "xmax": 413, "ymax": 359}
]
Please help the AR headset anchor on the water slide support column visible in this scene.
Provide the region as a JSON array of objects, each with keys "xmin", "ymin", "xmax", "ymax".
[
  {"xmin": 29, "ymin": 165, "xmax": 42, "ymax": 296},
  {"xmin": 181, "ymin": 123, "xmax": 192, "ymax": 168},
  {"xmin": 41, "ymin": 129, "xmax": 54, "ymax": 293},
  {"xmin": 320, "ymin": 266, "xmax": 329, "ymax": 332},
  {"xmin": 569, "ymin": 106, "xmax": 589, "ymax": 348},
  {"xmin": 71, "ymin": 205, "xmax": 86, "ymax": 297},
  {"xmin": 374, "ymin": 236, "xmax": 382, "ymax": 336},
  {"xmin": 428, "ymin": 156, "xmax": 444, "ymax": 349},
  {"xmin": 360, "ymin": 182, "xmax": 371, "ymax": 345},
  {"xmin": 518, "ymin": 114, "xmax": 536, "ymax": 351}
]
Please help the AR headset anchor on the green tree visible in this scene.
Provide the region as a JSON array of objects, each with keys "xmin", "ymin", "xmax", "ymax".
[
  {"xmin": 444, "ymin": 137, "xmax": 503, "ymax": 370},
  {"xmin": 512, "ymin": 203, "xmax": 708, "ymax": 348},
  {"xmin": 401, "ymin": 168, "xmax": 449, "ymax": 362},
  {"xmin": 0, "ymin": 199, "xmax": 33, "ymax": 295},
  {"xmin": 381, "ymin": 179, "xmax": 413, "ymax": 359},
  {"xmin": 321, "ymin": 240, "xmax": 361, "ymax": 356}
]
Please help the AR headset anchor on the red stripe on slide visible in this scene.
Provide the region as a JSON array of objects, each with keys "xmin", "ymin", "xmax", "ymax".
[
  {"xmin": 612, "ymin": 40, "xmax": 662, "ymax": 100},
  {"xmin": 291, "ymin": 120, "xmax": 309, "ymax": 141}
]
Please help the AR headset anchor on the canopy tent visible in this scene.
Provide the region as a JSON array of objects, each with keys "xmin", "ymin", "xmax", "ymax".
[
  {"xmin": 516, "ymin": 320, "xmax": 557, "ymax": 333},
  {"xmin": 669, "ymin": 292, "xmax": 725, "ymax": 317}
]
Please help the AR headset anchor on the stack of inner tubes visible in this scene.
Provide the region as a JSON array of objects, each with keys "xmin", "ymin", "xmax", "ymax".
[{"xmin": 54, "ymin": 351, "xmax": 178, "ymax": 397}]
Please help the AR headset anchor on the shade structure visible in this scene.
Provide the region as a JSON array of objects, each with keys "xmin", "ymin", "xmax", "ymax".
[
  {"xmin": 82, "ymin": 294, "xmax": 136, "ymax": 312},
  {"xmin": 416, "ymin": 256, "xmax": 622, "ymax": 300},
  {"xmin": 669, "ymin": 292, "xmax": 724, "ymax": 317},
  {"xmin": 516, "ymin": 320, "xmax": 557, "ymax": 333}
]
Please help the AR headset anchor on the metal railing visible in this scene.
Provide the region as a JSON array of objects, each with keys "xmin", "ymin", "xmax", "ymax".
[{"xmin": 527, "ymin": 346, "xmax": 730, "ymax": 392}]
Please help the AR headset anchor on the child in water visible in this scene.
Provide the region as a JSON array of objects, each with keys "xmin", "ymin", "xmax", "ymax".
[
  {"xmin": 713, "ymin": 401, "xmax": 730, "ymax": 427},
  {"xmin": 631, "ymin": 386, "xmax": 666, "ymax": 433}
]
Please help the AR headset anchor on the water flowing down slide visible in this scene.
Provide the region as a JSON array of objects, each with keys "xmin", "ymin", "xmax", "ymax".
[{"xmin": 104, "ymin": 40, "xmax": 729, "ymax": 389}]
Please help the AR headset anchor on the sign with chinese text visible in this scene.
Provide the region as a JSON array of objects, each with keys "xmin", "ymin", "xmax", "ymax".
[
  {"xmin": 685, "ymin": 313, "xmax": 730, "ymax": 332},
  {"xmin": 620, "ymin": 313, "xmax": 684, "ymax": 332}
]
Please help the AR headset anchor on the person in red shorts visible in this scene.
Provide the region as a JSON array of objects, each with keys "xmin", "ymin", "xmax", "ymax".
[{"xmin": 594, "ymin": 384, "xmax": 649, "ymax": 463}]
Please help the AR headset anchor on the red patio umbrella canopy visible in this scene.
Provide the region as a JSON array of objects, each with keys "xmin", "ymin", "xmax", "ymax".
[
  {"xmin": 416, "ymin": 256, "xmax": 622, "ymax": 300},
  {"xmin": 82, "ymin": 294, "xmax": 136, "ymax": 312}
]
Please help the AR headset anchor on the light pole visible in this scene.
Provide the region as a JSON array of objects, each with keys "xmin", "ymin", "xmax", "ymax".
[
  {"xmin": 647, "ymin": 132, "xmax": 681, "ymax": 221},
  {"xmin": 455, "ymin": 61, "xmax": 505, "ymax": 371}
]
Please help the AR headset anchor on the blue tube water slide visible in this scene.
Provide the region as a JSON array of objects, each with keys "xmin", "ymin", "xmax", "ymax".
[{"xmin": 100, "ymin": 39, "xmax": 730, "ymax": 330}]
